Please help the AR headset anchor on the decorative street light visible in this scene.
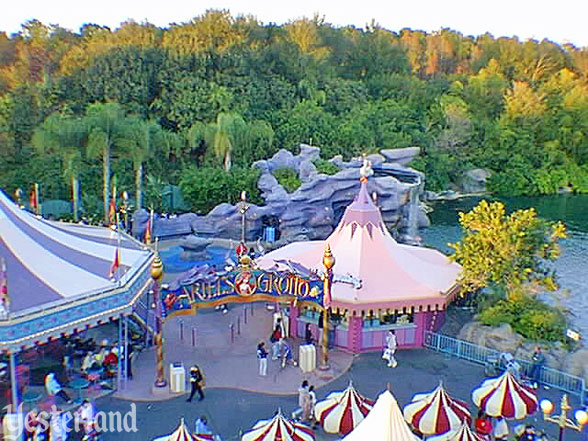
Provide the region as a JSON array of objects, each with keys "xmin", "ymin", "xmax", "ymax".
[
  {"xmin": 151, "ymin": 252, "xmax": 167, "ymax": 388},
  {"xmin": 320, "ymin": 243, "xmax": 335, "ymax": 371},
  {"xmin": 238, "ymin": 191, "xmax": 250, "ymax": 244},
  {"xmin": 540, "ymin": 395, "xmax": 588, "ymax": 441}
]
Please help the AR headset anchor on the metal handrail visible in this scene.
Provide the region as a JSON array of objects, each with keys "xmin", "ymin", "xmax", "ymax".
[{"xmin": 424, "ymin": 331, "xmax": 586, "ymax": 404}]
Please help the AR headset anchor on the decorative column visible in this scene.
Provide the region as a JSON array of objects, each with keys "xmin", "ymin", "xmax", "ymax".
[
  {"xmin": 151, "ymin": 254, "xmax": 166, "ymax": 388},
  {"xmin": 320, "ymin": 244, "xmax": 335, "ymax": 370}
]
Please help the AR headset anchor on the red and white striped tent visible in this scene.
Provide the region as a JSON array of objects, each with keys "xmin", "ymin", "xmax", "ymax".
[
  {"xmin": 153, "ymin": 418, "xmax": 195, "ymax": 441},
  {"xmin": 241, "ymin": 411, "xmax": 315, "ymax": 441},
  {"xmin": 193, "ymin": 435, "xmax": 214, "ymax": 441},
  {"xmin": 428, "ymin": 421, "xmax": 485, "ymax": 441},
  {"xmin": 314, "ymin": 382, "xmax": 374, "ymax": 435},
  {"xmin": 472, "ymin": 371, "xmax": 538, "ymax": 419},
  {"xmin": 403, "ymin": 382, "xmax": 471, "ymax": 435}
]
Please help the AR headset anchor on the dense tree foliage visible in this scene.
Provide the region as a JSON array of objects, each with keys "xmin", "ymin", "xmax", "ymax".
[
  {"xmin": 450, "ymin": 200, "xmax": 569, "ymax": 343},
  {"xmin": 1, "ymin": 12, "xmax": 588, "ymax": 218}
]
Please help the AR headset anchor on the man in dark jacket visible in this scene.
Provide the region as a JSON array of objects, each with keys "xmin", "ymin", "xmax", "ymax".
[
  {"xmin": 186, "ymin": 365, "xmax": 205, "ymax": 402},
  {"xmin": 529, "ymin": 346, "xmax": 546, "ymax": 389}
]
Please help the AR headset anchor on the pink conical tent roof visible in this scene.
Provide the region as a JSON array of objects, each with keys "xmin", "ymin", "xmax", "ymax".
[{"xmin": 257, "ymin": 180, "xmax": 461, "ymax": 312}]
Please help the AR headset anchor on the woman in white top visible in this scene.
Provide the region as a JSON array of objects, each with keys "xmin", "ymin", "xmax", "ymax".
[{"xmin": 383, "ymin": 330, "xmax": 398, "ymax": 368}]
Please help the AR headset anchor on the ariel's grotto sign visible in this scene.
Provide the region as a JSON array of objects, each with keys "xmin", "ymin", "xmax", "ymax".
[{"xmin": 162, "ymin": 267, "xmax": 323, "ymax": 314}]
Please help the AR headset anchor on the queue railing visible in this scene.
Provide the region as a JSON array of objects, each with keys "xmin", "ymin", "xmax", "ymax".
[{"xmin": 423, "ymin": 331, "xmax": 586, "ymax": 404}]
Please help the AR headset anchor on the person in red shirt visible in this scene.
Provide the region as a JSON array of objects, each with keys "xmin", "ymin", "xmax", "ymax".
[{"xmin": 474, "ymin": 410, "xmax": 493, "ymax": 441}]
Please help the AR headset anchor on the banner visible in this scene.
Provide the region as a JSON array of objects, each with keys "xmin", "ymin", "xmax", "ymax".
[{"xmin": 163, "ymin": 268, "xmax": 323, "ymax": 314}]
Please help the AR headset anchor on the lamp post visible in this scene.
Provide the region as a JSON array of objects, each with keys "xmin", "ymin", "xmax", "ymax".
[
  {"xmin": 238, "ymin": 191, "xmax": 250, "ymax": 244},
  {"xmin": 320, "ymin": 244, "xmax": 335, "ymax": 370},
  {"xmin": 121, "ymin": 190, "xmax": 129, "ymax": 232},
  {"xmin": 151, "ymin": 254, "xmax": 167, "ymax": 388},
  {"xmin": 540, "ymin": 395, "xmax": 588, "ymax": 441}
]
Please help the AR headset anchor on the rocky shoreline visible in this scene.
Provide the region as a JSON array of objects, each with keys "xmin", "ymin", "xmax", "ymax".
[{"xmin": 440, "ymin": 306, "xmax": 588, "ymax": 386}]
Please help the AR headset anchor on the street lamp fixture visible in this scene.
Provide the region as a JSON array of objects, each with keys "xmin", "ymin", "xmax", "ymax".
[
  {"xmin": 238, "ymin": 191, "xmax": 250, "ymax": 245},
  {"xmin": 540, "ymin": 394, "xmax": 588, "ymax": 441}
]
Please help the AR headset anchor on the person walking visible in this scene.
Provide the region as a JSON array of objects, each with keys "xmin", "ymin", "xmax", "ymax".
[
  {"xmin": 308, "ymin": 385, "xmax": 317, "ymax": 425},
  {"xmin": 270, "ymin": 323, "xmax": 283, "ymax": 360},
  {"xmin": 529, "ymin": 346, "xmax": 545, "ymax": 389},
  {"xmin": 186, "ymin": 365, "xmax": 205, "ymax": 402},
  {"xmin": 382, "ymin": 329, "xmax": 398, "ymax": 368},
  {"xmin": 257, "ymin": 342, "xmax": 268, "ymax": 376},
  {"xmin": 292, "ymin": 380, "xmax": 309, "ymax": 421}
]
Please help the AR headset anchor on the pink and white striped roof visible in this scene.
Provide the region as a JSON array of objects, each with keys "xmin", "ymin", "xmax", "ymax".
[
  {"xmin": 257, "ymin": 180, "xmax": 461, "ymax": 311},
  {"xmin": 472, "ymin": 371, "xmax": 538, "ymax": 419},
  {"xmin": 241, "ymin": 412, "xmax": 315, "ymax": 441},
  {"xmin": 403, "ymin": 382, "xmax": 471, "ymax": 435},
  {"xmin": 314, "ymin": 382, "xmax": 374, "ymax": 435},
  {"xmin": 0, "ymin": 190, "xmax": 151, "ymax": 313}
]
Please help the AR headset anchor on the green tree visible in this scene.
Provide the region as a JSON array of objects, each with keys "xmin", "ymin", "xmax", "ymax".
[
  {"xmin": 118, "ymin": 117, "xmax": 164, "ymax": 209},
  {"xmin": 86, "ymin": 102, "xmax": 127, "ymax": 221},
  {"xmin": 449, "ymin": 200, "xmax": 567, "ymax": 297},
  {"xmin": 32, "ymin": 113, "xmax": 87, "ymax": 220}
]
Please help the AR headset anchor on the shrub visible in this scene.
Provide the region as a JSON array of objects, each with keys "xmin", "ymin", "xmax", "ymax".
[
  {"xmin": 273, "ymin": 168, "xmax": 302, "ymax": 193},
  {"xmin": 179, "ymin": 167, "xmax": 262, "ymax": 214},
  {"xmin": 313, "ymin": 159, "xmax": 339, "ymax": 176},
  {"xmin": 478, "ymin": 295, "xmax": 567, "ymax": 343}
]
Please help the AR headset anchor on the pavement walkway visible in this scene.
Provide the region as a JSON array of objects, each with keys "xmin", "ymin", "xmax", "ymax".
[
  {"xmin": 115, "ymin": 302, "xmax": 354, "ymax": 400},
  {"xmin": 103, "ymin": 301, "xmax": 585, "ymax": 441}
]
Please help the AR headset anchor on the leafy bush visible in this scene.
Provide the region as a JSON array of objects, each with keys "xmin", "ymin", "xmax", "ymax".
[
  {"xmin": 313, "ymin": 159, "xmax": 339, "ymax": 176},
  {"xmin": 179, "ymin": 167, "xmax": 262, "ymax": 214},
  {"xmin": 273, "ymin": 168, "xmax": 302, "ymax": 193},
  {"xmin": 478, "ymin": 295, "xmax": 567, "ymax": 343}
]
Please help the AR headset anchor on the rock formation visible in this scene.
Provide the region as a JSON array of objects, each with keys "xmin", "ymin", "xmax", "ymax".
[
  {"xmin": 458, "ymin": 320, "xmax": 588, "ymax": 385},
  {"xmin": 132, "ymin": 145, "xmax": 427, "ymax": 247}
]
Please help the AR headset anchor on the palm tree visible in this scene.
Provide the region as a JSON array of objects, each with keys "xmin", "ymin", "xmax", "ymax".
[
  {"xmin": 213, "ymin": 113, "xmax": 235, "ymax": 171},
  {"xmin": 32, "ymin": 113, "xmax": 87, "ymax": 221},
  {"xmin": 119, "ymin": 117, "xmax": 163, "ymax": 209},
  {"xmin": 86, "ymin": 103, "xmax": 126, "ymax": 222}
]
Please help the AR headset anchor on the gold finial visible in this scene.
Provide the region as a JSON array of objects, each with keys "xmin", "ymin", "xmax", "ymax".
[
  {"xmin": 151, "ymin": 254, "xmax": 163, "ymax": 281},
  {"xmin": 239, "ymin": 254, "xmax": 252, "ymax": 267},
  {"xmin": 323, "ymin": 243, "xmax": 335, "ymax": 270}
]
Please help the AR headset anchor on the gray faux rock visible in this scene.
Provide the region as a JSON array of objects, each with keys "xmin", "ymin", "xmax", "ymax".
[
  {"xmin": 461, "ymin": 168, "xmax": 491, "ymax": 194},
  {"xmin": 457, "ymin": 322, "xmax": 525, "ymax": 353},
  {"xmin": 298, "ymin": 160, "xmax": 317, "ymax": 182},
  {"xmin": 380, "ymin": 147, "xmax": 421, "ymax": 166}
]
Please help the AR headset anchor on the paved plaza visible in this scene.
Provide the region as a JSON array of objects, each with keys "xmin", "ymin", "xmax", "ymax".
[{"xmin": 94, "ymin": 302, "xmax": 585, "ymax": 441}]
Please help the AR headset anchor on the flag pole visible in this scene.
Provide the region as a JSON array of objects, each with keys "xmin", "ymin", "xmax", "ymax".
[
  {"xmin": 116, "ymin": 212, "xmax": 122, "ymax": 286},
  {"xmin": 35, "ymin": 183, "xmax": 40, "ymax": 215}
]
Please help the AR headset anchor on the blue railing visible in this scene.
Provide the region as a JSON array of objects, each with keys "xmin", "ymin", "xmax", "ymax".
[{"xmin": 424, "ymin": 331, "xmax": 586, "ymax": 403}]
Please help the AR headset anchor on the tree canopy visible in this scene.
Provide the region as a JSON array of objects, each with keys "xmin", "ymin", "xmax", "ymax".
[{"xmin": 2, "ymin": 11, "xmax": 588, "ymax": 218}]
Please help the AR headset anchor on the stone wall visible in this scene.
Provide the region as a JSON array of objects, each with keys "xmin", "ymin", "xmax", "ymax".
[{"xmin": 132, "ymin": 145, "xmax": 427, "ymax": 247}]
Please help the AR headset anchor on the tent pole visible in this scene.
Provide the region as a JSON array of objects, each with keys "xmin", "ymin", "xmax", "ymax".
[
  {"xmin": 9, "ymin": 350, "xmax": 18, "ymax": 412},
  {"xmin": 124, "ymin": 315, "xmax": 128, "ymax": 389},
  {"xmin": 117, "ymin": 315, "xmax": 122, "ymax": 391}
]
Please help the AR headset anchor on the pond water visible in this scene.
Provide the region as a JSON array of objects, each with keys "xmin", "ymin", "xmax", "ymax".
[{"xmin": 421, "ymin": 194, "xmax": 588, "ymax": 341}]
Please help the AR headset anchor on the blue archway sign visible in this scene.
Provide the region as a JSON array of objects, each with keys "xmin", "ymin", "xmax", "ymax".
[{"xmin": 162, "ymin": 263, "xmax": 324, "ymax": 316}]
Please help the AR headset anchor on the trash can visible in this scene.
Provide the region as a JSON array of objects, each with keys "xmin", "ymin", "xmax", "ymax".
[
  {"xmin": 3, "ymin": 412, "xmax": 24, "ymax": 441},
  {"xmin": 169, "ymin": 363, "xmax": 186, "ymax": 393},
  {"xmin": 299, "ymin": 344, "xmax": 316, "ymax": 373}
]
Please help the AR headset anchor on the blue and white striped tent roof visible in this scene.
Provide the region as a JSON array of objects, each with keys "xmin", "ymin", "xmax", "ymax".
[{"xmin": 0, "ymin": 189, "xmax": 153, "ymax": 350}]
